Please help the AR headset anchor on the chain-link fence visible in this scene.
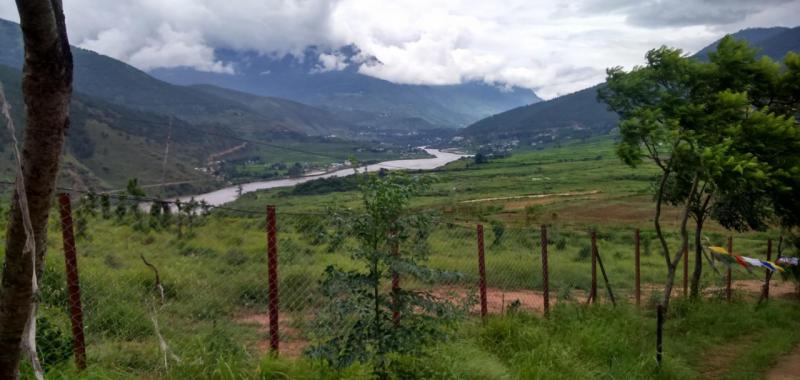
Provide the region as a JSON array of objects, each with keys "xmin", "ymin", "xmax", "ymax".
[{"xmin": 0, "ymin": 185, "xmax": 789, "ymax": 376}]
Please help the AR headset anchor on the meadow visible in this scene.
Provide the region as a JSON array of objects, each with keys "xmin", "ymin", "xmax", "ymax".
[{"xmin": 0, "ymin": 137, "xmax": 797, "ymax": 379}]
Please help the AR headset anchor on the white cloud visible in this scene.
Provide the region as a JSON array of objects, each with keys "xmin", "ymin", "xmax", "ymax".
[
  {"xmin": 312, "ymin": 52, "xmax": 349, "ymax": 73},
  {"xmin": 0, "ymin": 0, "xmax": 797, "ymax": 98}
]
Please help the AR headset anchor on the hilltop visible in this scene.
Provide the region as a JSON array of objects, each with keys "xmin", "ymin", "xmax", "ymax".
[{"xmin": 459, "ymin": 26, "xmax": 800, "ymax": 146}]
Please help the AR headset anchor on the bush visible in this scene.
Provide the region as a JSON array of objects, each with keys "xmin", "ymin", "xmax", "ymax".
[
  {"xmin": 37, "ymin": 315, "xmax": 73, "ymax": 370},
  {"xmin": 575, "ymin": 246, "xmax": 591, "ymax": 261}
]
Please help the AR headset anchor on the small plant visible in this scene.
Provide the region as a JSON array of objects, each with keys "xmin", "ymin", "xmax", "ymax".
[
  {"xmin": 575, "ymin": 246, "xmax": 591, "ymax": 261},
  {"xmin": 554, "ymin": 236, "xmax": 567, "ymax": 251},
  {"xmin": 308, "ymin": 171, "xmax": 461, "ymax": 378},
  {"xmin": 36, "ymin": 316, "xmax": 72, "ymax": 370},
  {"xmin": 491, "ymin": 221, "xmax": 505, "ymax": 247}
]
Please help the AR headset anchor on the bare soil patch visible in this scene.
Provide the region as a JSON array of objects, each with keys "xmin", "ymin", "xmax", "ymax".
[
  {"xmin": 234, "ymin": 312, "xmax": 309, "ymax": 358},
  {"xmin": 699, "ymin": 334, "xmax": 760, "ymax": 380},
  {"xmin": 767, "ymin": 344, "xmax": 800, "ymax": 380},
  {"xmin": 431, "ymin": 286, "xmax": 588, "ymax": 315}
]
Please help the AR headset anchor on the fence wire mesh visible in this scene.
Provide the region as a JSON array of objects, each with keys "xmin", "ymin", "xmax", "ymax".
[{"xmin": 0, "ymin": 183, "xmax": 788, "ymax": 376}]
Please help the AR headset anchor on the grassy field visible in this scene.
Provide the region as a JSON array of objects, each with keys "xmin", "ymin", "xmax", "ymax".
[
  {"xmin": 229, "ymin": 138, "xmax": 677, "ymax": 228},
  {"xmin": 0, "ymin": 136, "xmax": 798, "ymax": 379}
]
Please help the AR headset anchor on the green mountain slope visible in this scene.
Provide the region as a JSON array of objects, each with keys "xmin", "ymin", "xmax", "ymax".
[
  {"xmin": 189, "ymin": 84, "xmax": 355, "ymax": 137},
  {"xmin": 0, "ymin": 65, "xmax": 221, "ymax": 191},
  {"xmin": 461, "ymin": 85, "xmax": 614, "ymax": 145},
  {"xmin": 0, "ymin": 18, "xmax": 359, "ymax": 138},
  {"xmin": 461, "ymin": 26, "xmax": 800, "ymax": 145}
]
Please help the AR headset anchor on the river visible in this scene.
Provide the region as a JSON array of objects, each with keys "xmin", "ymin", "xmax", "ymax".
[{"xmin": 176, "ymin": 148, "xmax": 468, "ymax": 206}]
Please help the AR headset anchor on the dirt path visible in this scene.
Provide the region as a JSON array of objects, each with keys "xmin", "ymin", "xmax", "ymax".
[
  {"xmin": 207, "ymin": 142, "xmax": 248, "ymax": 165},
  {"xmin": 458, "ymin": 190, "xmax": 600, "ymax": 204},
  {"xmin": 699, "ymin": 334, "xmax": 761, "ymax": 380},
  {"xmin": 234, "ymin": 312, "xmax": 309, "ymax": 358},
  {"xmin": 767, "ymin": 345, "xmax": 800, "ymax": 380},
  {"xmin": 431, "ymin": 286, "xmax": 589, "ymax": 315}
]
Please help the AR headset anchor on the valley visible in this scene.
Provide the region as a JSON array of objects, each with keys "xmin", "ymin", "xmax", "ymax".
[{"xmin": 0, "ymin": 5, "xmax": 798, "ymax": 379}]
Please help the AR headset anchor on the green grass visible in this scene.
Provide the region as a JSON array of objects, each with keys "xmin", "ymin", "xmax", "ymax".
[
  {"xmin": 0, "ymin": 207, "xmax": 791, "ymax": 379},
  {"xmin": 1, "ymin": 136, "xmax": 798, "ymax": 379},
  {"xmin": 255, "ymin": 300, "xmax": 800, "ymax": 380},
  {"xmin": 227, "ymin": 137, "xmax": 664, "ymax": 228}
]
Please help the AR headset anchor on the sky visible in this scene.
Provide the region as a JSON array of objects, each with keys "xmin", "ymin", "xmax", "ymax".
[{"xmin": 1, "ymin": 0, "xmax": 798, "ymax": 99}]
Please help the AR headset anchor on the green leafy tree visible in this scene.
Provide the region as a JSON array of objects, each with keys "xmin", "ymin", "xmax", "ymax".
[
  {"xmin": 308, "ymin": 172, "xmax": 460, "ymax": 378},
  {"xmin": 99, "ymin": 193, "xmax": 111, "ymax": 219},
  {"xmin": 599, "ymin": 37, "xmax": 800, "ymax": 308}
]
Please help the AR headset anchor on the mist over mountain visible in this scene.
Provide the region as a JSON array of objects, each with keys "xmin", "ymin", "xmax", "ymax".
[
  {"xmin": 150, "ymin": 46, "xmax": 540, "ymax": 130},
  {"xmin": 460, "ymin": 26, "xmax": 800, "ymax": 146}
]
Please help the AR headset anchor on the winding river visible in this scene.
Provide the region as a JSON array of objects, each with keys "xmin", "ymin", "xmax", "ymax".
[{"xmin": 177, "ymin": 148, "xmax": 468, "ymax": 206}]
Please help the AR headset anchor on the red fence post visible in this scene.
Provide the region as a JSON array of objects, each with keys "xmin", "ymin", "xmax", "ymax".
[
  {"xmin": 266, "ymin": 205, "xmax": 279, "ymax": 354},
  {"xmin": 634, "ymin": 229, "xmax": 641, "ymax": 307},
  {"xmin": 58, "ymin": 193, "xmax": 87, "ymax": 371},
  {"xmin": 763, "ymin": 239, "xmax": 772, "ymax": 300},
  {"xmin": 541, "ymin": 225, "xmax": 550, "ymax": 316},
  {"xmin": 590, "ymin": 230, "xmax": 598, "ymax": 304},
  {"xmin": 683, "ymin": 244, "xmax": 688, "ymax": 298},
  {"xmin": 476, "ymin": 224, "xmax": 487, "ymax": 320},
  {"xmin": 726, "ymin": 236, "xmax": 733, "ymax": 302}
]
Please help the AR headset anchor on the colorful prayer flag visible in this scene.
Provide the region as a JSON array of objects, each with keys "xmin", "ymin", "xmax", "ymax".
[
  {"xmin": 776, "ymin": 257, "xmax": 798, "ymax": 266},
  {"xmin": 707, "ymin": 245, "xmax": 783, "ymax": 273}
]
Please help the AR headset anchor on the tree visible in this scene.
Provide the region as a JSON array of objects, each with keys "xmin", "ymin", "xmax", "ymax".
[
  {"xmin": 599, "ymin": 37, "xmax": 800, "ymax": 309},
  {"xmin": 0, "ymin": 0, "xmax": 73, "ymax": 377},
  {"xmin": 287, "ymin": 162, "xmax": 304, "ymax": 177},
  {"xmin": 308, "ymin": 172, "xmax": 460, "ymax": 378}
]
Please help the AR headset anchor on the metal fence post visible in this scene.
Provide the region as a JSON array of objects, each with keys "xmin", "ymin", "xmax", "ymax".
[
  {"xmin": 266, "ymin": 205, "xmax": 279, "ymax": 354},
  {"xmin": 541, "ymin": 225, "xmax": 550, "ymax": 316},
  {"xmin": 634, "ymin": 229, "xmax": 641, "ymax": 307},
  {"xmin": 477, "ymin": 224, "xmax": 487, "ymax": 320},
  {"xmin": 590, "ymin": 230, "xmax": 598, "ymax": 304},
  {"xmin": 58, "ymin": 193, "xmax": 87, "ymax": 371},
  {"xmin": 726, "ymin": 237, "xmax": 733, "ymax": 302}
]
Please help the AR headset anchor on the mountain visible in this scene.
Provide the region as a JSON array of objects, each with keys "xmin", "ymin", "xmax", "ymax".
[
  {"xmin": 460, "ymin": 26, "xmax": 800, "ymax": 145},
  {"xmin": 1, "ymin": 18, "xmax": 398, "ymax": 191},
  {"xmin": 462, "ymin": 85, "xmax": 614, "ymax": 145},
  {"xmin": 150, "ymin": 46, "xmax": 540, "ymax": 130},
  {"xmin": 755, "ymin": 27, "xmax": 800, "ymax": 61},
  {"xmin": 0, "ymin": 64, "xmax": 222, "ymax": 190},
  {"xmin": 694, "ymin": 27, "xmax": 800, "ymax": 60},
  {"xmin": 0, "ymin": 18, "xmax": 356, "ymax": 139}
]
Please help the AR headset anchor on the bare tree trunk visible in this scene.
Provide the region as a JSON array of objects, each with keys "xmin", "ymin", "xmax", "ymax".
[
  {"xmin": 690, "ymin": 194, "xmax": 711, "ymax": 300},
  {"xmin": 662, "ymin": 175, "xmax": 699, "ymax": 310},
  {"xmin": 654, "ymin": 170, "xmax": 673, "ymax": 267},
  {"xmin": 0, "ymin": 0, "xmax": 72, "ymax": 377},
  {"xmin": 690, "ymin": 218, "xmax": 704, "ymax": 299}
]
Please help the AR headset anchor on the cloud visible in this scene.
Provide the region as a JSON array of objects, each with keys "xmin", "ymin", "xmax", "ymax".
[
  {"xmin": 312, "ymin": 52, "xmax": 349, "ymax": 73},
  {"xmin": 0, "ymin": 0, "xmax": 797, "ymax": 99},
  {"xmin": 82, "ymin": 23, "xmax": 234, "ymax": 73},
  {"xmin": 578, "ymin": 0, "xmax": 797, "ymax": 28}
]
